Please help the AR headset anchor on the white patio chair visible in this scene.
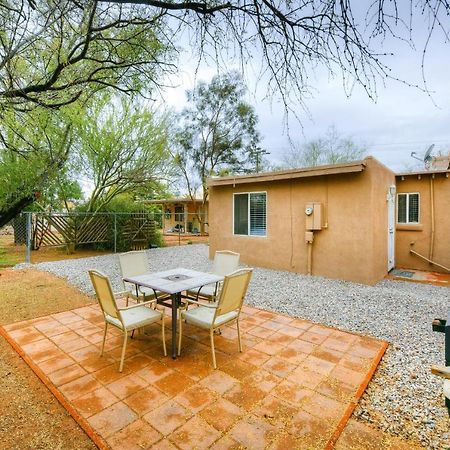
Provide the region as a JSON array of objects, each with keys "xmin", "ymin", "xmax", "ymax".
[
  {"xmin": 431, "ymin": 365, "xmax": 450, "ymax": 416},
  {"xmin": 178, "ymin": 268, "xmax": 253, "ymax": 368},
  {"xmin": 118, "ymin": 250, "xmax": 169, "ymax": 306},
  {"xmin": 89, "ymin": 270, "xmax": 167, "ymax": 372},
  {"xmin": 187, "ymin": 250, "xmax": 240, "ymax": 302}
]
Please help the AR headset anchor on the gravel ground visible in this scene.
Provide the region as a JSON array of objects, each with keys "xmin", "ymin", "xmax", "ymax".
[{"xmin": 18, "ymin": 244, "xmax": 450, "ymax": 449}]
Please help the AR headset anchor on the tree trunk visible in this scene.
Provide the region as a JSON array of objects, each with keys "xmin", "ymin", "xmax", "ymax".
[{"xmin": 0, "ymin": 194, "xmax": 36, "ymax": 228}]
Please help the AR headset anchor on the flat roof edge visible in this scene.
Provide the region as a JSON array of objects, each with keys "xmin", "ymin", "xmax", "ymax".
[
  {"xmin": 144, "ymin": 198, "xmax": 205, "ymax": 204},
  {"xmin": 208, "ymin": 161, "xmax": 366, "ymax": 187},
  {"xmin": 396, "ymin": 169, "xmax": 450, "ymax": 177}
]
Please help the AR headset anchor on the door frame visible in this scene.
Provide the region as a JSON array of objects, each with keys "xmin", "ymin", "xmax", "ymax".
[{"xmin": 387, "ymin": 185, "xmax": 396, "ymax": 271}]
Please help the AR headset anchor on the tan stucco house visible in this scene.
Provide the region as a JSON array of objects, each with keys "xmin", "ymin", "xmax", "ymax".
[
  {"xmin": 146, "ymin": 198, "xmax": 208, "ymax": 234},
  {"xmin": 208, "ymin": 156, "xmax": 450, "ymax": 284},
  {"xmin": 395, "ymin": 169, "xmax": 450, "ymax": 273}
]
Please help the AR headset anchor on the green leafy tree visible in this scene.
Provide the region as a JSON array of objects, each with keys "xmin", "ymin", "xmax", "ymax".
[
  {"xmin": 2, "ymin": 0, "xmax": 450, "ymax": 224},
  {"xmin": 281, "ymin": 127, "xmax": 366, "ymax": 169},
  {"xmin": 0, "ymin": 1, "xmax": 170, "ymax": 110},
  {"xmin": 0, "ymin": 107, "xmax": 75, "ymax": 225},
  {"xmin": 74, "ymin": 95, "xmax": 174, "ymax": 213},
  {"xmin": 174, "ymin": 72, "xmax": 262, "ymax": 232},
  {"xmin": 0, "ymin": 1, "xmax": 170, "ymax": 225}
]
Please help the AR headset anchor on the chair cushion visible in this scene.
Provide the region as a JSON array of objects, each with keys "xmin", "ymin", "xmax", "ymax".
[
  {"xmin": 106, "ymin": 306, "xmax": 161, "ymax": 331},
  {"xmin": 187, "ymin": 284, "xmax": 218, "ymax": 299},
  {"xmin": 444, "ymin": 380, "xmax": 450, "ymax": 399},
  {"xmin": 182, "ymin": 306, "xmax": 238, "ymax": 329}
]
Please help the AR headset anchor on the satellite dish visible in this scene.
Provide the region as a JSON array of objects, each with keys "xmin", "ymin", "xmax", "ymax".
[
  {"xmin": 424, "ymin": 144, "xmax": 435, "ymax": 169},
  {"xmin": 424, "ymin": 144, "xmax": 434, "ymax": 162}
]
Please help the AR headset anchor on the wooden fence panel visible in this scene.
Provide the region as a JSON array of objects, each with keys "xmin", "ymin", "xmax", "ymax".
[{"xmin": 31, "ymin": 212, "xmax": 157, "ymax": 251}]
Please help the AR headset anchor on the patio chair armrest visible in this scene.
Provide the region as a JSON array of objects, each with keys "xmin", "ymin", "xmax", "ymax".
[
  {"xmin": 185, "ymin": 298, "xmax": 217, "ymax": 309},
  {"xmin": 113, "ymin": 290, "xmax": 130, "ymax": 298},
  {"xmin": 431, "ymin": 365, "xmax": 450, "ymax": 379},
  {"xmin": 119, "ymin": 299, "xmax": 156, "ymax": 310}
]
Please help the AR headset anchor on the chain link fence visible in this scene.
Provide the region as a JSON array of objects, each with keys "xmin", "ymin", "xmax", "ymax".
[{"xmin": 0, "ymin": 211, "xmax": 208, "ymax": 265}]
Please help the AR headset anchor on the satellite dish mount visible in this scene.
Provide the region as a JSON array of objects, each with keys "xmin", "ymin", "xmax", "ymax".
[{"xmin": 410, "ymin": 144, "xmax": 435, "ymax": 170}]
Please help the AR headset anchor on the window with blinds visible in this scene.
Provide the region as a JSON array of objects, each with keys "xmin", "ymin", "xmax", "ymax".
[
  {"xmin": 397, "ymin": 193, "xmax": 419, "ymax": 224},
  {"xmin": 233, "ymin": 192, "xmax": 267, "ymax": 236}
]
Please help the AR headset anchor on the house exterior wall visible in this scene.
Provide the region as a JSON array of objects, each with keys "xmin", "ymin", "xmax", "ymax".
[
  {"xmin": 209, "ymin": 157, "xmax": 395, "ymax": 284},
  {"xmin": 395, "ymin": 172, "xmax": 450, "ymax": 272}
]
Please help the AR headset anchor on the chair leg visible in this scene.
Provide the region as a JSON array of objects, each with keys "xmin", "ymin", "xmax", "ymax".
[
  {"xmin": 119, "ymin": 330, "xmax": 128, "ymax": 373},
  {"xmin": 161, "ymin": 315, "xmax": 167, "ymax": 356},
  {"xmin": 100, "ymin": 323, "xmax": 108, "ymax": 356},
  {"xmin": 210, "ymin": 329, "xmax": 217, "ymax": 369},
  {"xmin": 236, "ymin": 318, "xmax": 242, "ymax": 352},
  {"xmin": 177, "ymin": 313, "xmax": 183, "ymax": 356}
]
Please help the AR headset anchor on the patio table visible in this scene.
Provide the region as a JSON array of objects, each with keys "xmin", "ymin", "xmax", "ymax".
[{"xmin": 123, "ymin": 268, "xmax": 223, "ymax": 359}]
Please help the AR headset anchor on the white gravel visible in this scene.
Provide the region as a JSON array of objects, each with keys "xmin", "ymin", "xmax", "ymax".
[{"xmin": 17, "ymin": 244, "xmax": 450, "ymax": 448}]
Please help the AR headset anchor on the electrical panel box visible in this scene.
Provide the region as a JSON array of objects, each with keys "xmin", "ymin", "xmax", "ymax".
[{"xmin": 305, "ymin": 202, "xmax": 323, "ymax": 230}]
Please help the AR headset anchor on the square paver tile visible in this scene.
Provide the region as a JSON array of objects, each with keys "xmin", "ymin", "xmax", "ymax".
[
  {"xmin": 87, "ymin": 401, "xmax": 137, "ymax": 438},
  {"xmin": 71, "ymin": 387, "xmax": 119, "ymax": 418},
  {"xmin": 229, "ymin": 415, "xmax": 280, "ymax": 450},
  {"xmin": 59, "ymin": 373, "xmax": 103, "ymax": 401},
  {"xmin": 123, "ymin": 385, "xmax": 169, "ymax": 415},
  {"xmin": 106, "ymin": 373, "xmax": 148, "ymax": 400},
  {"xmin": 169, "ymin": 416, "xmax": 221, "ymax": 450},
  {"xmin": 107, "ymin": 419, "xmax": 162, "ymax": 450},
  {"xmin": 47, "ymin": 364, "xmax": 88, "ymax": 386},
  {"xmin": 200, "ymin": 398, "xmax": 244, "ymax": 432},
  {"xmin": 174, "ymin": 385, "xmax": 216, "ymax": 413},
  {"xmin": 198, "ymin": 370, "xmax": 239, "ymax": 395},
  {"xmin": 224, "ymin": 381, "xmax": 266, "ymax": 411},
  {"xmin": 143, "ymin": 400, "xmax": 192, "ymax": 435}
]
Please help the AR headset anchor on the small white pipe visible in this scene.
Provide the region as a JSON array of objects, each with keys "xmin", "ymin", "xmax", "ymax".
[
  {"xmin": 429, "ymin": 177, "xmax": 435, "ymax": 260},
  {"xmin": 307, "ymin": 238, "xmax": 313, "ymax": 275},
  {"xmin": 410, "ymin": 249, "xmax": 450, "ymax": 273}
]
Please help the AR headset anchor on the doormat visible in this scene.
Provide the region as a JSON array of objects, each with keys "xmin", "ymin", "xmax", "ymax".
[{"xmin": 391, "ymin": 269, "xmax": 415, "ymax": 278}]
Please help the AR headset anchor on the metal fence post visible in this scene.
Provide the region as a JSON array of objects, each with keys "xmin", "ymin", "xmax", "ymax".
[
  {"xmin": 25, "ymin": 212, "xmax": 32, "ymax": 264},
  {"xmin": 114, "ymin": 213, "xmax": 117, "ymax": 253}
]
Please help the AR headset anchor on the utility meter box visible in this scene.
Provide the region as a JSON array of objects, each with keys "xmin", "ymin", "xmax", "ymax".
[{"xmin": 305, "ymin": 202, "xmax": 323, "ymax": 230}]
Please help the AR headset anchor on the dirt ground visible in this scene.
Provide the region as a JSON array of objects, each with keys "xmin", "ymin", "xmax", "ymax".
[
  {"xmin": 0, "ymin": 235, "xmax": 112, "ymax": 267},
  {"xmin": 0, "ymin": 268, "xmax": 97, "ymax": 450}
]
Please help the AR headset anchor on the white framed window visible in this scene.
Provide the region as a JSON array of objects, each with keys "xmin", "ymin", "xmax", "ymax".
[
  {"xmin": 233, "ymin": 192, "xmax": 267, "ymax": 236},
  {"xmin": 397, "ymin": 193, "xmax": 420, "ymax": 224}
]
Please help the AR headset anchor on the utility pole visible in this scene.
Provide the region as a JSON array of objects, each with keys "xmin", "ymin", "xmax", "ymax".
[{"xmin": 251, "ymin": 145, "xmax": 270, "ymax": 173}]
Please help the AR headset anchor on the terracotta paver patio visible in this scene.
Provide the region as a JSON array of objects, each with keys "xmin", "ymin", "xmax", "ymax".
[{"xmin": 1, "ymin": 301, "xmax": 387, "ymax": 450}]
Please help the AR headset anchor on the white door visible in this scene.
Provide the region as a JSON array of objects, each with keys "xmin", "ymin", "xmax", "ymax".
[{"xmin": 387, "ymin": 185, "xmax": 396, "ymax": 271}]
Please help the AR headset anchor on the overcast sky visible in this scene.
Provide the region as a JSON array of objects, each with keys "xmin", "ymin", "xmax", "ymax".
[{"xmin": 161, "ymin": 12, "xmax": 450, "ymax": 174}]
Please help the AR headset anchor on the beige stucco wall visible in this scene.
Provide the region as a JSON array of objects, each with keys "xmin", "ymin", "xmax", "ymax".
[
  {"xmin": 209, "ymin": 157, "xmax": 395, "ymax": 284},
  {"xmin": 395, "ymin": 173, "xmax": 450, "ymax": 272}
]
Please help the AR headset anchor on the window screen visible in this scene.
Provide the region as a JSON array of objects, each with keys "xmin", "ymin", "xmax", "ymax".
[
  {"xmin": 408, "ymin": 194, "xmax": 419, "ymax": 223},
  {"xmin": 250, "ymin": 193, "xmax": 266, "ymax": 236},
  {"xmin": 233, "ymin": 192, "xmax": 267, "ymax": 236},
  {"xmin": 397, "ymin": 193, "xmax": 419, "ymax": 224},
  {"xmin": 234, "ymin": 194, "xmax": 248, "ymax": 235}
]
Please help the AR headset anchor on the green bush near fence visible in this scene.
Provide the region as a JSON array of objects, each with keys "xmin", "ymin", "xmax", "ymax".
[{"xmin": 96, "ymin": 197, "xmax": 164, "ymax": 251}]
